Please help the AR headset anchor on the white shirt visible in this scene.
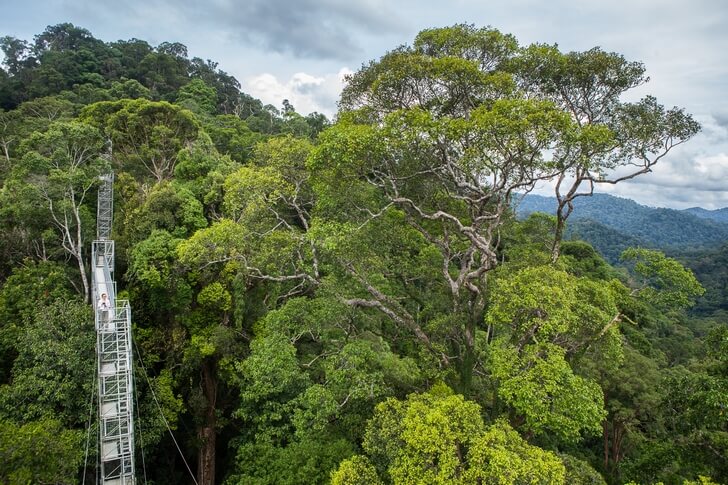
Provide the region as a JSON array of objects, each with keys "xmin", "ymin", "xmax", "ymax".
[{"xmin": 98, "ymin": 298, "xmax": 111, "ymax": 311}]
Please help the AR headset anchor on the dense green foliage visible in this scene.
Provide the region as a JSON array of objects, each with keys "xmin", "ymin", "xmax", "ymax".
[
  {"xmin": 0, "ymin": 23, "xmax": 725, "ymax": 485},
  {"xmin": 672, "ymin": 243, "xmax": 728, "ymax": 316}
]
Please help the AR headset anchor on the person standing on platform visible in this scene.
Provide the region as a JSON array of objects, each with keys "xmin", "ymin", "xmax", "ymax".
[{"xmin": 97, "ymin": 292, "xmax": 111, "ymax": 325}]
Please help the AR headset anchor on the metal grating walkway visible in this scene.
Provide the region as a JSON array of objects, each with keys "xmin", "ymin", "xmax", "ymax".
[{"xmin": 92, "ymin": 173, "xmax": 135, "ymax": 484}]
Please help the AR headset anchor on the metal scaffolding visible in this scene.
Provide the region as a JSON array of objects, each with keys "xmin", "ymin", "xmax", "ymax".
[
  {"xmin": 97, "ymin": 173, "xmax": 114, "ymax": 241},
  {"xmin": 93, "ymin": 173, "xmax": 135, "ymax": 484}
]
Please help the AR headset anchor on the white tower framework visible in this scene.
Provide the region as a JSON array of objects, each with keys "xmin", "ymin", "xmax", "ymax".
[
  {"xmin": 92, "ymin": 173, "xmax": 135, "ymax": 484},
  {"xmin": 97, "ymin": 173, "xmax": 114, "ymax": 240}
]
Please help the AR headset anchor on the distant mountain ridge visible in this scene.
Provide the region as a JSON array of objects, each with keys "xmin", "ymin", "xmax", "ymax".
[
  {"xmin": 683, "ymin": 206, "xmax": 728, "ymax": 224},
  {"xmin": 516, "ymin": 193, "xmax": 728, "ymax": 260}
]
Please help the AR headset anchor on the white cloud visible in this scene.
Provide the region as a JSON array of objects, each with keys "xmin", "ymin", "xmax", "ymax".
[
  {"xmin": 692, "ymin": 153, "xmax": 728, "ymax": 186},
  {"xmin": 620, "ymin": 145, "xmax": 728, "ymax": 192},
  {"xmin": 598, "ymin": 181, "xmax": 728, "ymax": 210},
  {"xmin": 531, "ymin": 142, "xmax": 728, "ymax": 210},
  {"xmin": 243, "ymin": 68, "xmax": 353, "ymax": 117}
]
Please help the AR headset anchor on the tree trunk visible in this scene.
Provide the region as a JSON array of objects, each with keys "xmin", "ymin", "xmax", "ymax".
[
  {"xmin": 459, "ymin": 341, "xmax": 474, "ymax": 396},
  {"xmin": 611, "ymin": 421, "xmax": 625, "ymax": 473},
  {"xmin": 459, "ymin": 313, "xmax": 477, "ymax": 396},
  {"xmin": 197, "ymin": 358, "xmax": 217, "ymax": 485},
  {"xmin": 603, "ymin": 419, "xmax": 609, "ymax": 471},
  {"xmin": 74, "ymin": 206, "xmax": 90, "ymax": 303},
  {"xmin": 602, "ymin": 418, "xmax": 626, "ymax": 479},
  {"xmin": 550, "ymin": 204, "xmax": 568, "ymax": 263},
  {"xmin": 1, "ymin": 140, "xmax": 10, "ymax": 165},
  {"xmin": 76, "ymin": 247, "xmax": 89, "ymax": 304}
]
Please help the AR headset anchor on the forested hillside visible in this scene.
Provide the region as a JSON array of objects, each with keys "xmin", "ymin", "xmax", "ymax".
[
  {"xmin": 1, "ymin": 24, "xmax": 726, "ymax": 485},
  {"xmin": 684, "ymin": 207, "xmax": 728, "ymax": 224},
  {"xmin": 671, "ymin": 243, "xmax": 728, "ymax": 317},
  {"xmin": 564, "ymin": 219, "xmax": 649, "ymax": 264},
  {"xmin": 518, "ymin": 193, "xmax": 728, "ymax": 252}
]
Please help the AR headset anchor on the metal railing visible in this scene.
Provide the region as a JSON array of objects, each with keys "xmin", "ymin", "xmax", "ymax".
[
  {"xmin": 97, "ymin": 173, "xmax": 114, "ymax": 241},
  {"xmin": 93, "ymin": 172, "xmax": 135, "ymax": 484}
]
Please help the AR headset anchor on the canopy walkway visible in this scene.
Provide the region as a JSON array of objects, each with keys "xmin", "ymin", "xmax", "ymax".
[{"xmin": 92, "ymin": 173, "xmax": 135, "ymax": 484}]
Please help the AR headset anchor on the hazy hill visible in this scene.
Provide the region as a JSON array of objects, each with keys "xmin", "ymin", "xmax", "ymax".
[
  {"xmin": 517, "ymin": 193, "xmax": 728, "ymax": 253},
  {"xmin": 683, "ymin": 206, "xmax": 728, "ymax": 224}
]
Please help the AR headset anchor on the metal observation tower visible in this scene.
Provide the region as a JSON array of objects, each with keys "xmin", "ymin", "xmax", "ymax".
[{"xmin": 92, "ymin": 172, "xmax": 136, "ymax": 484}]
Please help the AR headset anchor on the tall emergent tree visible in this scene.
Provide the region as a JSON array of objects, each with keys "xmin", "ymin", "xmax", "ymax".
[
  {"xmin": 313, "ymin": 24, "xmax": 698, "ymax": 394},
  {"xmin": 13, "ymin": 121, "xmax": 107, "ymax": 302},
  {"xmin": 514, "ymin": 46, "xmax": 700, "ymax": 260},
  {"xmin": 81, "ymin": 99, "xmax": 199, "ymax": 182}
]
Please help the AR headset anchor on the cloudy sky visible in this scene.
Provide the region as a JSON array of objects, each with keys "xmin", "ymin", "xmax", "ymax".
[{"xmin": 3, "ymin": 0, "xmax": 728, "ymax": 209}]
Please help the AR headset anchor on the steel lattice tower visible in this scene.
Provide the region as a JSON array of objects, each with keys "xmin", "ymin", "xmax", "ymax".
[{"xmin": 92, "ymin": 173, "xmax": 135, "ymax": 484}]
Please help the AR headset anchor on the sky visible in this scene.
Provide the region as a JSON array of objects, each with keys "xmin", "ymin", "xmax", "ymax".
[{"xmin": 2, "ymin": 0, "xmax": 728, "ymax": 209}]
